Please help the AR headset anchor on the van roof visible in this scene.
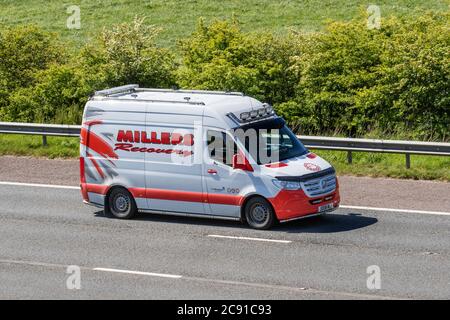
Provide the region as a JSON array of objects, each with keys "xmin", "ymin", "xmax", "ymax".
[
  {"xmin": 90, "ymin": 85, "xmax": 269, "ymax": 129},
  {"xmin": 93, "ymin": 84, "xmax": 245, "ymax": 105}
]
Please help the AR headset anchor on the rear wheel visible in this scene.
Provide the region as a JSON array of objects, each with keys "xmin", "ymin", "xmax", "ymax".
[
  {"xmin": 244, "ymin": 197, "xmax": 276, "ymax": 230},
  {"xmin": 107, "ymin": 187, "xmax": 137, "ymax": 219}
]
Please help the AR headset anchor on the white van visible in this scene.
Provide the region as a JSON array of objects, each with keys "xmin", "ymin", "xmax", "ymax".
[{"xmin": 80, "ymin": 85, "xmax": 340, "ymax": 229}]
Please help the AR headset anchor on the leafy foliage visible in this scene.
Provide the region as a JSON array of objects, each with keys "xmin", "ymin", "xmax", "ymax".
[
  {"xmin": 80, "ymin": 17, "xmax": 177, "ymax": 88},
  {"xmin": 0, "ymin": 25, "xmax": 64, "ymax": 90},
  {"xmin": 0, "ymin": 14, "xmax": 448, "ymax": 141},
  {"xmin": 283, "ymin": 12, "xmax": 450, "ymax": 139},
  {"xmin": 177, "ymin": 19, "xmax": 301, "ymax": 105},
  {"xmin": 2, "ymin": 65, "xmax": 92, "ymax": 124}
]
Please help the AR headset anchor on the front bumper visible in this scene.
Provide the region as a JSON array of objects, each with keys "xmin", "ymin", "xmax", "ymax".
[{"xmin": 268, "ymin": 186, "xmax": 340, "ymax": 222}]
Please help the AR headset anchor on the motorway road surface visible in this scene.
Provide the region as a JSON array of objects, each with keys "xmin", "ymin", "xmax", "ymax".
[{"xmin": 0, "ymin": 183, "xmax": 449, "ymax": 299}]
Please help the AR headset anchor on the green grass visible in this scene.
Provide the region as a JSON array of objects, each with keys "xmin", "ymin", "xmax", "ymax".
[
  {"xmin": 0, "ymin": 0, "xmax": 448, "ymax": 50},
  {"xmin": 0, "ymin": 134, "xmax": 79, "ymax": 158},
  {"xmin": 313, "ymin": 149, "xmax": 450, "ymax": 181},
  {"xmin": 0, "ymin": 134, "xmax": 448, "ymax": 181}
]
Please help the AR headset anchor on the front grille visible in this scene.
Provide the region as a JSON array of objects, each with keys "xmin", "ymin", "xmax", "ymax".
[{"xmin": 301, "ymin": 174, "xmax": 337, "ymax": 198}]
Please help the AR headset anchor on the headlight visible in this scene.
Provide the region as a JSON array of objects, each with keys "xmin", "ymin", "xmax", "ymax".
[{"xmin": 272, "ymin": 179, "xmax": 301, "ymax": 190}]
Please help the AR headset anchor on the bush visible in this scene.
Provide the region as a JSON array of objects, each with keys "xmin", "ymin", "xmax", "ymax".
[
  {"xmin": 0, "ymin": 25, "xmax": 65, "ymax": 120},
  {"xmin": 80, "ymin": 17, "xmax": 177, "ymax": 89},
  {"xmin": 2, "ymin": 64, "xmax": 92, "ymax": 124},
  {"xmin": 288, "ymin": 12, "xmax": 449, "ymax": 139},
  {"xmin": 1, "ymin": 18, "xmax": 178, "ymax": 124},
  {"xmin": 177, "ymin": 19, "xmax": 301, "ymax": 105},
  {"xmin": 0, "ymin": 25, "xmax": 64, "ymax": 91},
  {"xmin": 0, "ymin": 71, "xmax": 8, "ymax": 110},
  {"xmin": 373, "ymin": 13, "xmax": 450, "ymax": 140}
]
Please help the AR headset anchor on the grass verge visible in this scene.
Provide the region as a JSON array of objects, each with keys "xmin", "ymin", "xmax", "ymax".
[
  {"xmin": 0, "ymin": 134, "xmax": 448, "ymax": 181},
  {"xmin": 1, "ymin": 0, "xmax": 448, "ymax": 50},
  {"xmin": 313, "ymin": 149, "xmax": 450, "ymax": 181},
  {"xmin": 0, "ymin": 134, "xmax": 79, "ymax": 159}
]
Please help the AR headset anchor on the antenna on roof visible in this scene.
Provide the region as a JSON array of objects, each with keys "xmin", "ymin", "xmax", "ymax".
[{"xmin": 95, "ymin": 84, "xmax": 139, "ymax": 96}]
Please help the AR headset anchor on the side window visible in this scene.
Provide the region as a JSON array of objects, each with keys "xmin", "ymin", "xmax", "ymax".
[
  {"xmin": 281, "ymin": 132, "xmax": 293, "ymax": 148},
  {"xmin": 207, "ymin": 130, "xmax": 237, "ymax": 166}
]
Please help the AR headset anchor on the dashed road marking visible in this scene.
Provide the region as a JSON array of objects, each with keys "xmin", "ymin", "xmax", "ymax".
[
  {"xmin": 207, "ymin": 234, "xmax": 292, "ymax": 244},
  {"xmin": 340, "ymin": 205, "xmax": 450, "ymax": 216},
  {"xmin": 0, "ymin": 181, "xmax": 79, "ymax": 190},
  {"xmin": 92, "ymin": 267, "xmax": 182, "ymax": 279}
]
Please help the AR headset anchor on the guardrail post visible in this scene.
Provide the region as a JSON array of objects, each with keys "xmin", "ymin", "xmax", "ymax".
[
  {"xmin": 42, "ymin": 135, "xmax": 47, "ymax": 147},
  {"xmin": 405, "ymin": 153, "xmax": 411, "ymax": 169},
  {"xmin": 347, "ymin": 151, "xmax": 353, "ymax": 164}
]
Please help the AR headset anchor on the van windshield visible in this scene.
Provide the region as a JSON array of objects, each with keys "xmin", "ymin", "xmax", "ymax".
[{"xmin": 235, "ymin": 118, "xmax": 308, "ymax": 165}]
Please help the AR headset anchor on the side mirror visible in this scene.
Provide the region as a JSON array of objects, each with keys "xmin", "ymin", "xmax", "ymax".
[{"xmin": 232, "ymin": 154, "xmax": 254, "ymax": 172}]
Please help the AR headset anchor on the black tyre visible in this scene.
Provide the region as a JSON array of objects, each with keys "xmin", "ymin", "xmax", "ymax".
[
  {"xmin": 244, "ymin": 197, "xmax": 276, "ymax": 230},
  {"xmin": 107, "ymin": 187, "xmax": 137, "ymax": 219}
]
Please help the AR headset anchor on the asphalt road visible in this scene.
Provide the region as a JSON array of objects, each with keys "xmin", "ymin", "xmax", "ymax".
[
  {"xmin": 0, "ymin": 184, "xmax": 449, "ymax": 299},
  {"xmin": 1, "ymin": 155, "xmax": 449, "ymax": 212}
]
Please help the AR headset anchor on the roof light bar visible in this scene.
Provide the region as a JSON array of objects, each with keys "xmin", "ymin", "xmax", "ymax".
[
  {"xmin": 240, "ymin": 112, "xmax": 250, "ymax": 121},
  {"xmin": 229, "ymin": 104, "xmax": 276, "ymax": 124}
]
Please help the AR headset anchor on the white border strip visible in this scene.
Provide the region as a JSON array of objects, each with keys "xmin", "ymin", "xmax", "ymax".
[
  {"xmin": 93, "ymin": 267, "xmax": 182, "ymax": 279},
  {"xmin": 208, "ymin": 234, "xmax": 291, "ymax": 244},
  {"xmin": 340, "ymin": 205, "xmax": 450, "ymax": 216}
]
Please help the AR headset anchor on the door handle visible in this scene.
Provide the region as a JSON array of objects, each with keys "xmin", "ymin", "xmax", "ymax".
[{"xmin": 207, "ymin": 169, "xmax": 218, "ymax": 175}]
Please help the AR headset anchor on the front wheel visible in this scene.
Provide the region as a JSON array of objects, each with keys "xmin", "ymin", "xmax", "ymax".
[
  {"xmin": 244, "ymin": 197, "xmax": 276, "ymax": 230},
  {"xmin": 107, "ymin": 187, "xmax": 137, "ymax": 219}
]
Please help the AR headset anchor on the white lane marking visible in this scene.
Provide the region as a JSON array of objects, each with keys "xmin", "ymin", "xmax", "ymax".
[
  {"xmin": 340, "ymin": 205, "xmax": 450, "ymax": 216},
  {"xmin": 93, "ymin": 267, "xmax": 182, "ymax": 279},
  {"xmin": 0, "ymin": 180, "xmax": 449, "ymax": 217},
  {"xmin": 0, "ymin": 181, "xmax": 79, "ymax": 190},
  {"xmin": 208, "ymin": 234, "xmax": 291, "ymax": 244}
]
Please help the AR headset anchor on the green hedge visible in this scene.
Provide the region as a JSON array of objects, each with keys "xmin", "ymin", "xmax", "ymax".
[
  {"xmin": 0, "ymin": 14, "xmax": 448, "ymax": 141},
  {"xmin": 177, "ymin": 18, "xmax": 301, "ymax": 105},
  {"xmin": 283, "ymin": 12, "xmax": 449, "ymax": 139}
]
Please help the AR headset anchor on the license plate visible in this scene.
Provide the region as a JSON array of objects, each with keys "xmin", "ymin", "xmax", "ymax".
[{"xmin": 318, "ymin": 203, "xmax": 334, "ymax": 212}]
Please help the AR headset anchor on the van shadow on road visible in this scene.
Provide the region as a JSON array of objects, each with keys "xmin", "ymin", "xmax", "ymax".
[
  {"xmin": 94, "ymin": 210, "xmax": 377, "ymax": 234},
  {"xmin": 273, "ymin": 213, "xmax": 378, "ymax": 234}
]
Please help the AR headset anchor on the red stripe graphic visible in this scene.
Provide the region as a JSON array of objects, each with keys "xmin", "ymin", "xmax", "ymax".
[
  {"xmin": 85, "ymin": 184, "xmax": 109, "ymax": 195},
  {"xmin": 87, "ymin": 185, "xmax": 242, "ymax": 206},
  {"xmin": 144, "ymin": 188, "xmax": 204, "ymax": 203},
  {"xmin": 81, "ymin": 128, "xmax": 118, "ymax": 160},
  {"xmin": 86, "ymin": 152, "xmax": 106, "ymax": 179},
  {"xmin": 83, "ymin": 120, "xmax": 103, "ymax": 127},
  {"xmin": 79, "ymin": 157, "xmax": 89, "ymax": 201},
  {"xmin": 265, "ymin": 162, "xmax": 288, "ymax": 168}
]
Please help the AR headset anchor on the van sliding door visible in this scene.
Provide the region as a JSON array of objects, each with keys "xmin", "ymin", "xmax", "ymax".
[{"xmin": 144, "ymin": 104, "xmax": 205, "ymax": 214}]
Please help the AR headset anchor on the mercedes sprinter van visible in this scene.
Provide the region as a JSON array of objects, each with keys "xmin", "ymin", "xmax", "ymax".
[{"xmin": 80, "ymin": 85, "xmax": 340, "ymax": 229}]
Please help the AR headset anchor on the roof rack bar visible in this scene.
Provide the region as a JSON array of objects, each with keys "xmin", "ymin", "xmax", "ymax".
[
  {"xmin": 95, "ymin": 84, "xmax": 139, "ymax": 96},
  {"xmin": 135, "ymin": 88, "xmax": 244, "ymax": 96},
  {"xmin": 98, "ymin": 97, "xmax": 205, "ymax": 106}
]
